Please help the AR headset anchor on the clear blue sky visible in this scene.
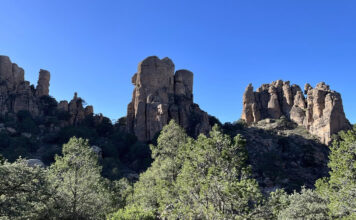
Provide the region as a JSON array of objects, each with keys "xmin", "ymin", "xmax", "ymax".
[{"xmin": 0, "ymin": 0, "xmax": 355, "ymax": 123}]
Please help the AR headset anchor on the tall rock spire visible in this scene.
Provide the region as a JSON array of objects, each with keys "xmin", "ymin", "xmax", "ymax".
[
  {"xmin": 126, "ymin": 56, "xmax": 210, "ymax": 141},
  {"xmin": 36, "ymin": 69, "xmax": 50, "ymax": 97}
]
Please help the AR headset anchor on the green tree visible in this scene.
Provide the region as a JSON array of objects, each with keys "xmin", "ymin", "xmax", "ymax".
[
  {"xmin": 109, "ymin": 205, "xmax": 155, "ymax": 220},
  {"xmin": 49, "ymin": 137, "xmax": 111, "ymax": 219},
  {"xmin": 316, "ymin": 125, "xmax": 356, "ymax": 219},
  {"xmin": 174, "ymin": 125, "xmax": 262, "ymax": 219},
  {"xmin": 278, "ymin": 187, "xmax": 329, "ymax": 220},
  {"xmin": 0, "ymin": 158, "xmax": 51, "ymax": 219},
  {"xmin": 123, "ymin": 122, "xmax": 263, "ymax": 219},
  {"xmin": 131, "ymin": 120, "xmax": 190, "ymax": 216}
]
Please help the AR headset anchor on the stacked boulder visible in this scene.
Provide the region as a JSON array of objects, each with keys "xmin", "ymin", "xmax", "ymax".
[
  {"xmin": 242, "ymin": 80, "xmax": 351, "ymax": 144},
  {"xmin": 57, "ymin": 92, "xmax": 94, "ymax": 126},
  {"xmin": 126, "ymin": 56, "xmax": 210, "ymax": 141}
]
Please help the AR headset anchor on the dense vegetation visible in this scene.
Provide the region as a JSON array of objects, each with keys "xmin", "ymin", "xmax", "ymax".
[
  {"xmin": 0, "ymin": 121, "xmax": 355, "ymax": 219},
  {"xmin": 0, "ymin": 101, "xmax": 152, "ymax": 180}
]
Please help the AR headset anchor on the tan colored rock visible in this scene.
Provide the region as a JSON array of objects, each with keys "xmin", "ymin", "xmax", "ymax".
[
  {"xmin": 241, "ymin": 84, "xmax": 260, "ymax": 124},
  {"xmin": 85, "ymin": 105, "xmax": 94, "ymax": 116},
  {"xmin": 36, "ymin": 69, "xmax": 50, "ymax": 97},
  {"xmin": 242, "ymin": 80, "xmax": 351, "ymax": 144},
  {"xmin": 0, "ymin": 56, "xmax": 14, "ymax": 85},
  {"xmin": 174, "ymin": 70, "xmax": 193, "ymax": 99},
  {"xmin": 12, "ymin": 64, "xmax": 24, "ymax": 85},
  {"xmin": 12, "ymin": 81, "xmax": 39, "ymax": 116},
  {"xmin": 290, "ymin": 91, "xmax": 306, "ymax": 125},
  {"xmin": 68, "ymin": 92, "xmax": 87, "ymax": 125},
  {"xmin": 267, "ymin": 86, "xmax": 282, "ymax": 119},
  {"xmin": 127, "ymin": 56, "xmax": 210, "ymax": 141},
  {"xmin": 282, "ymin": 81, "xmax": 293, "ymax": 115},
  {"xmin": 58, "ymin": 100, "xmax": 69, "ymax": 112}
]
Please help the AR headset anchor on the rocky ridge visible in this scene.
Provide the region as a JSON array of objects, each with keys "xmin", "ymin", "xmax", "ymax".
[
  {"xmin": 241, "ymin": 80, "xmax": 351, "ymax": 144},
  {"xmin": 0, "ymin": 55, "xmax": 93, "ymax": 126},
  {"xmin": 126, "ymin": 56, "xmax": 211, "ymax": 141}
]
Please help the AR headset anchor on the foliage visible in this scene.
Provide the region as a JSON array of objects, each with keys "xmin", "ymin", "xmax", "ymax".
[
  {"xmin": 278, "ymin": 187, "xmax": 329, "ymax": 220},
  {"xmin": 16, "ymin": 110, "xmax": 39, "ymax": 134},
  {"xmin": 48, "ymin": 137, "xmax": 111, "ymax": 219},
  {"xmin": 316, "ymin": 125, "xmax": 356, "ymax": 219},
  {"xmin": 125, "ymin": 121, "xmax": 262, "ymax": 219},
  {"xmin": 107, "ymin": 178, "xmax": 133, "ymax": 210},
  {"xmin": 38, "ymin": 95, "xmax": 58, "ymax": 116},
  {"xmin": 109, "ymin": 205, "xmax": 155, "ymax": 220},
  {"xmin": 0, "ymin": 158, "xmax": 52, "ymax": 219},
  {"xmin": 173, "ymin": 125, "xmax": 262, "ymax": 219},
  {"xmin": 0, "ymin": 132, "xmax": 38, "ymax": 161}
]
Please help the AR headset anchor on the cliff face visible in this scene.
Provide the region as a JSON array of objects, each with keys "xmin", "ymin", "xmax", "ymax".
[
  {"xmin": 0, "ymin": 55, "xmax": 93, "ymax": 125},
  {"xmin": 0, "ymin": 56, "xmax": 43, "ymax": 116},
  {"xmin": 126, "ymin": 56, "xmax": 210, "ymax": 141},
  {"xmin": 242, "ymin": 80, "xmax": 351, "ymax": 144}
]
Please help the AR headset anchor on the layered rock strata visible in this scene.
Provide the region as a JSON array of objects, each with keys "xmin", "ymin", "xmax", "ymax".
[
  {"xmin": 126, "ymin": 56, "xmax": 210, "ymax": 141},
  {"xmin": 242, "ymin": 80, "xmax": 351, "ymax": 144}
]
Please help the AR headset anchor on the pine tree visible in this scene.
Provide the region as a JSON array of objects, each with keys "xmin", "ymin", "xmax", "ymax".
[
  {"xmin": 49, "ymin": 137, "xmax": 111, "ymax": 219},
  {"xmin": 0, "ymin": 158, "xmax": 51, "ymax": 219},
  {"xmin": 316, "ymin": 125, "xmax": 356, "ymax": 219}
]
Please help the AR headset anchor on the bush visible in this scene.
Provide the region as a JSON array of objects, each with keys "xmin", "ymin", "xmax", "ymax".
[
  {"xmin": 109, "ymin": 206, "xmax": 155, "ymax": 220},
  {"xmin": 278, "ymin": 188, "xmax": 329, "ymax": 220}
]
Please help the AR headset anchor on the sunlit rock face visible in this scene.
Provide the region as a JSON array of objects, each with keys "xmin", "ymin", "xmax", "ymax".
[
  {"xmin": 241, "ymin": 80, "xmax": 351, "ymax": 145},
  {"xmin": 0, "ymin": 55, "xmax": 42, "ymax": 116},
  {"xmin": 126, "ymin": 56, "xmax": 210, "ymax": 141},
  {"xmin": 0, "ymin": 55, "xmax": 93, "ymax": 126}
]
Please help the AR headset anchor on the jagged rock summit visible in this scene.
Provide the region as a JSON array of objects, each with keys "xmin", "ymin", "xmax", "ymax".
[
  {"xmin": 0, "ymin": 55, "xmax": 93, "ymax": 125},
  {"xmin": 126, "ymin": 56, "xmax": 210, "ymax": 141},
  {"xmin": 241, "ymin": 80, "xmax": 351, "ymax": 144}
]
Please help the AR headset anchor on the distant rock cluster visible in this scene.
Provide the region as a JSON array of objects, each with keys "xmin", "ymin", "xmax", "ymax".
[
  {"xmin": 241, "ymin": 80, "xmax": 351, "ymax": 144},
  {"xmin": 0, "ymin": 55, "xmax": 93, "ymax": 125},
  {"xmin": 1, "ymin": 55, "xmax": 351, "ymax": 144},
  {"xmin": 126, "ymin": 56, "xmax": 210, "ymax": 141}
]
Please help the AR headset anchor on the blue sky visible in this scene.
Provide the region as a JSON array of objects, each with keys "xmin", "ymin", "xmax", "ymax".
[{"xmin": 0, "ymin": 0, "xmax": 355, "ymax": 123}]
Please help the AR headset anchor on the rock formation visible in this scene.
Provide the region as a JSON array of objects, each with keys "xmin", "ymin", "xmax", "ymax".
[
  {"xmin": 0, "ymin": 55, "xmax": 41, "ymax": 116},
  {"xmin": 241, "ymin": 80, "xmax": 351, "ymax": 144},
  {"xmin": 0, "ymin": 55, "xmax": 93, "ymax": 126},
  {"xmin": 36, "ymin": 69, "xmax": 50, "ymax": 97},
  {"xmin": 57, "ymin": 92, "xmax": 94, "ymax": 125},
  {"xmin": 126, "ymin": 56, "xmax": 210, "ymax": 141}
]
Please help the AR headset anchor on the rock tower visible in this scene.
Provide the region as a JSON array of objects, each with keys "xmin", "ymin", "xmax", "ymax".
[{"xmin": 126, "ymin": 56, "xmax": 210, "ymax": 141}]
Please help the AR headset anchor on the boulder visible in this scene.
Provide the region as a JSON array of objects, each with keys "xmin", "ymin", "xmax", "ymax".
[{"xmin": 26, "ymin": 159, "xmax": 45, "ymax": 168}]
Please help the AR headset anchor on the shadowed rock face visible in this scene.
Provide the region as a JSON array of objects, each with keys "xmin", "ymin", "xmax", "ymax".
[
  {"xmin": 36, "ymin": 69, "xmax": 50, "ymax": 97},
  {"xmin": 241, "ymin": 80, "xmax": 351, "ymax": 144},
  {"xmin": 127, "ymin": 56, "xmax": 210, "ymax": 141}
]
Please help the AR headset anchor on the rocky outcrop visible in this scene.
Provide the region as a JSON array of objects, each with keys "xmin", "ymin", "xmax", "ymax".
[
  {"xmin": 0, "ymin": 55, "xmax": 41, "ymax": 116},
  {"xmin": 241, "ymin": 80, "xmax": 351, "ymax": 144},
  {"xmin": 0, "ymin": 55, "xmax": 94, "ymax": 126},
  {"xmin": 57, "ymin": 92, "xmax": 94, "ymax": 125},
  {"xmin": 126, "ymin": 56, "xmax": 210, "ymax": 141}
]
